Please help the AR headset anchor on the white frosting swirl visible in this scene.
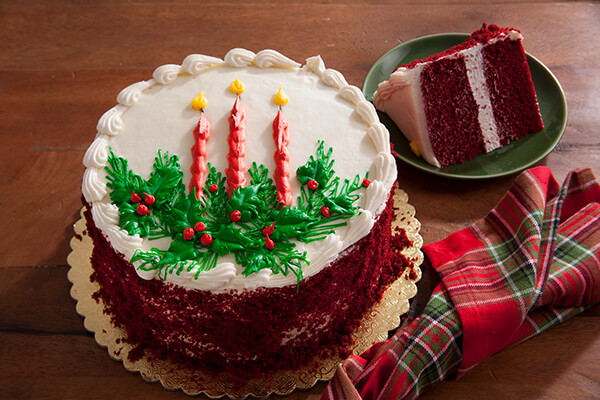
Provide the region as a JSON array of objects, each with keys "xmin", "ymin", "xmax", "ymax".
[
  {"xmin": 364, "ymin": 181, "xmax": 388, "ymax": 214},
  {"xmin": 117, "ymin": 81, "xmax": 152, "ymax": 107},
  {"xmin": 224, "ymin": 48, "xmax": 256, "ymax": 67},
  {"xmin": 83, "ymin": 135, "xmax": 109, "ymax": 168},
  {"xmin": 321, "ymin": 69, "xmax": 348, "ymax": 89},
  {"xmin": 152, "ymin": 64, "xmax": 182, "ymax": 84},
  {"xmin": 182, "ymin": 54, "xmax": 224, "ymax": 75},
  {"xmin": 356, "ymin": 100, "xmax": 379, "ymax": 126},
  {"xmin": 255, "ymin": 49, "xmax": 301, "ymax": 69},
  {"xmin": 367, "ymin": 123, "xmax": 391, "ymax": 155},
  {"xmin": 102, "ymin": 226, "xmax": 143, "ymax": 259},
  {"xmin": 134, "ymin": 264, "xmax": 159, "ymax": 281},
  {"xmin": 82, "ymin": 168, "xmax": 107, "ymax": 202},
  {"xmin": 229, "ymin": 268, "xmax": 272, "ymax": 290},
  {"xmin": 304, "ymin": 235, "xmax": 343, "ymax": 274},
  {"xmin": 304, "ymin": 56, "xmax": 326, "ymax": 75},
  {"xmin": 339, "ymin": 85, "xmax": 365, "ymax": 105},
  {"xmin": 372, "ymin": 68, "xmax": 412, "ymax": 110},
  {"xmin": 167, "ymin": 263, "xmax": 237, "ymax": 291},
  {"xmin": 371, "ymin": 153, "xmax": 397, "ymax": 189},
  {"xmin": 91, "ymin": 201, "xmax": 120, "ymax": 226},
  {"xmin": 96, "ymin": 106, "xmax": 125, "ymax": 136},
  {"xmin": 343, "ymin": 211, "xmax": 374, "ymax": 247}
]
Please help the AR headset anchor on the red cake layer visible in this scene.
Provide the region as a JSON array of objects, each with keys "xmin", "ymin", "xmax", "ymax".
[
  {"xmin": 481, "ymin": 35, "xmax": 544, "ymax": 143},
  {"xmin": 84, "ymin": 188, "xmax": 412, "ymax": 383},
  {"xmin": 421, "ymin": 57, "xmax": 485, "ymax": 167}
]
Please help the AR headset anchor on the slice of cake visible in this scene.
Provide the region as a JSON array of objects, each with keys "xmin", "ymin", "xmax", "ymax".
[
  {"xmin": 81, "ymin": 49, "xmax": 413, "ymax": 383},
  {"xmin": 373, "ymin": 24, "xmax": 544, "ymax": 168}
]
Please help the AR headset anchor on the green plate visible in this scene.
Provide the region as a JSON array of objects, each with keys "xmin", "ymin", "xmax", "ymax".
[{"xmin": 363, "ymin": 33, "xmax": 567, "ymax": 179}]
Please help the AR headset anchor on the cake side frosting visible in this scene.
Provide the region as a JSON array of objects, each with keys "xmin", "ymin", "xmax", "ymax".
[{"xmin": 82, "ymin": 49, "xmax": 396, "ymax": 292}]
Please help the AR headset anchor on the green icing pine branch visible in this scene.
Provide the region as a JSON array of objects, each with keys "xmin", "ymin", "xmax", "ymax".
[{"xmin": 104, "ymin": 141, "xmax": 367, "ymax": 284}]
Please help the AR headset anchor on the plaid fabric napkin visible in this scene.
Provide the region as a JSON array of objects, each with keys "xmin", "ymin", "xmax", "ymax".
[{"xmin": 322, "ymin": 166, "xmax": 600, "ymax": 400}]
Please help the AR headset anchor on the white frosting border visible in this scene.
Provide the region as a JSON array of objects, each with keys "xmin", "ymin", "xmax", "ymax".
[{"xmin": 82, "ymin": 49, "xmax": 396, "ymax": 292}]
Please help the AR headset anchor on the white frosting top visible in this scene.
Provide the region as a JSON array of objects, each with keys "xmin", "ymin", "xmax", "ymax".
[{"xmin": 82, "ymin": 49, "xmax": 396, "ymax": 292}]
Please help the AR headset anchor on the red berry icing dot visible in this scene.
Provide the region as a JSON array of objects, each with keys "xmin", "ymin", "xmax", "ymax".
[
  {"xmin": 143, "ymin": 192, "xmax": 156, "ymax": 205},
  {"xmin": 362, "ymin": 178, "xmax": 371, "ymax": 187},
  {"xmin": 230, "ymin": 210, "xmax": 241, "ymax": 223},
  {"xmin": 264, "ymin": 235, "xmax": 275, "ymax": 250},
  {"xmin": 136, "ymin": 204, "xmax": 149, "ymax": 216},
  {"xmin": 200, "ymin": 233, "xmax": 213, "ymax": 246},
  {"xmin": 308, "ymin": 179, "xmax": 319, "ymax": 191},
  {"xmin": 209, "ymin": 184, "xmax": 218, "ymax": 193},
  {"xmin": 194, "ymin": 221, "xmax": 206, "ymax": 232},
  {"xmin": 320, "ymin": 206, "xmax": 330, "ymax": 218},
  {"xmin": 183, "ymin": 227, "xmax": 195, "ymax": 241},
  {"xmin": 262, "ymin": 221, "xmax": 275, "ymax": 236},
  {"xmin": 130, "ymin": 191, "xmax": 142, "ymax": 203}
]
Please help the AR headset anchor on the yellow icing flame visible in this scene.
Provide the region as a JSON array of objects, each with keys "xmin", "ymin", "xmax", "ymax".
[
  {"xmin": 409, "ymin": 140, "xmax": 421, "ymax": 157},
  {"xmin": 229, "ymin": 78, "xmax": 245, "ymax": 95},
  {"xmin": 191, "ymin": 92, "xmax": 208, "ymax": 110},
  {"xmin": 273, "ymin": 86, "xmax": 289, "ymax": 106}
]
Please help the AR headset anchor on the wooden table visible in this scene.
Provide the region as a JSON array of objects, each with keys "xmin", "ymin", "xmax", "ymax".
[{"xmin": 1, "ymin": 1, "xmax": 599, "ymax": 399}]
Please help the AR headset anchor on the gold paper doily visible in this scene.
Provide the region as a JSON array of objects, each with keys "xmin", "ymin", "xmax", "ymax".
[{"xmin": 67, "ymin": 188, "xmax": 423, "ymax": 398}]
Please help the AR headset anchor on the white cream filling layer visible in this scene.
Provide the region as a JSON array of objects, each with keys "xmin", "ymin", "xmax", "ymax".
[
  {"xmin": 82, "ymin": 49, "xmax": 396, "ymax": 292},
  {"xmin": 462, "ymin": 46, "xmax": 500, "ymax": 152}
]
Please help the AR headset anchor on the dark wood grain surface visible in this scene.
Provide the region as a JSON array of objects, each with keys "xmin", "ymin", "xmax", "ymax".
[{"xmin": 1, "ymin": 1, "xmax": 599, "ymax": 399}]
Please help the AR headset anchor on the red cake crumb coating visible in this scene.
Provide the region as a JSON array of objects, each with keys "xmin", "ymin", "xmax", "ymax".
[{"xmin": 84, "ymin": 188, "xmax": 412, "ymax": 383}]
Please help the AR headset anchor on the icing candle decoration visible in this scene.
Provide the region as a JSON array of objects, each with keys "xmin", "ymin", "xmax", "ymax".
[
  {"xmin": 272, "ymin": 86, "xmax": 293, "ymax": 206},
  {"xmin": 226, "ymin": 78, "xmax": 247, "ymax": 198},
  {"xmin": 189, "ymin": 92, "xmax": 210, "ymax": 198}
]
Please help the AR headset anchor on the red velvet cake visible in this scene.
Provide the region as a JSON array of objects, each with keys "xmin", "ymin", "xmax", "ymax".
[
  {"xmin": 373, "ymin": 24, "xmax": 544, "ymax": 168},
  {"xmin": 81, "ymin": 49, "xmax": 413, "ymax": 384}
]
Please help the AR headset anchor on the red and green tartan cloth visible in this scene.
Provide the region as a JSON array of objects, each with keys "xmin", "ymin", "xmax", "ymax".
[{"xmin": 322, "ymin": 166, "xmax": 600, "ymax": 400}]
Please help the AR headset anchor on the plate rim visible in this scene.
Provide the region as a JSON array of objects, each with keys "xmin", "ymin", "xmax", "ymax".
[{"xmin": 363, "ymin": 32, "xmax": 568, "ymax": 180}]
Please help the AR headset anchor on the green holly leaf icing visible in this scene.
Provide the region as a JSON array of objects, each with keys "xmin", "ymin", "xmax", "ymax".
[
  {"xmin": 164, "ymin": 237, "xmax": 202, "ymax": 266},
  {"xmin": 228, "ymin": 184, "xmax": 266, "ymax": 221},
  {"xmin": 194, "ymin": 165, "xmax": 230, "ymax": 230},
  {"xmin": 146, "ymin": 150, "xmax": 185, "ymax": 211},
  {"xmin": 269, "ymin": 207, "xmax": 316, "ymax": 241},
  {"xmin": 104, "ymin": 149, "xmax": 159, "ymax": 237},
  {"xmin": 211, "ymin": 224, "xmax": 254, "ymax": 256},
  {"xmin": 227, "ymin": 162, "xmax": 278, "ymax": 225},
  {"xmin": 296, "ymin": 142, "xmax": 335, "ymax": 188},
  {"xmin": 162, "ymin": 189, "xmax": 205, "ymax": 237},
  {"xmin": 324, "ymin": 195, "xmax": 355, "ymax": 215},
  {"xmin": 104, "ymin": 149, "xmax": 147, "ymax": 203},
  {"xmin": 238, "ymin": 244, "xmax": 306, "ymax": 282},
  {"xmin": 105, "ymin": 142, "xmax": 366, "ymax": 284}
]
